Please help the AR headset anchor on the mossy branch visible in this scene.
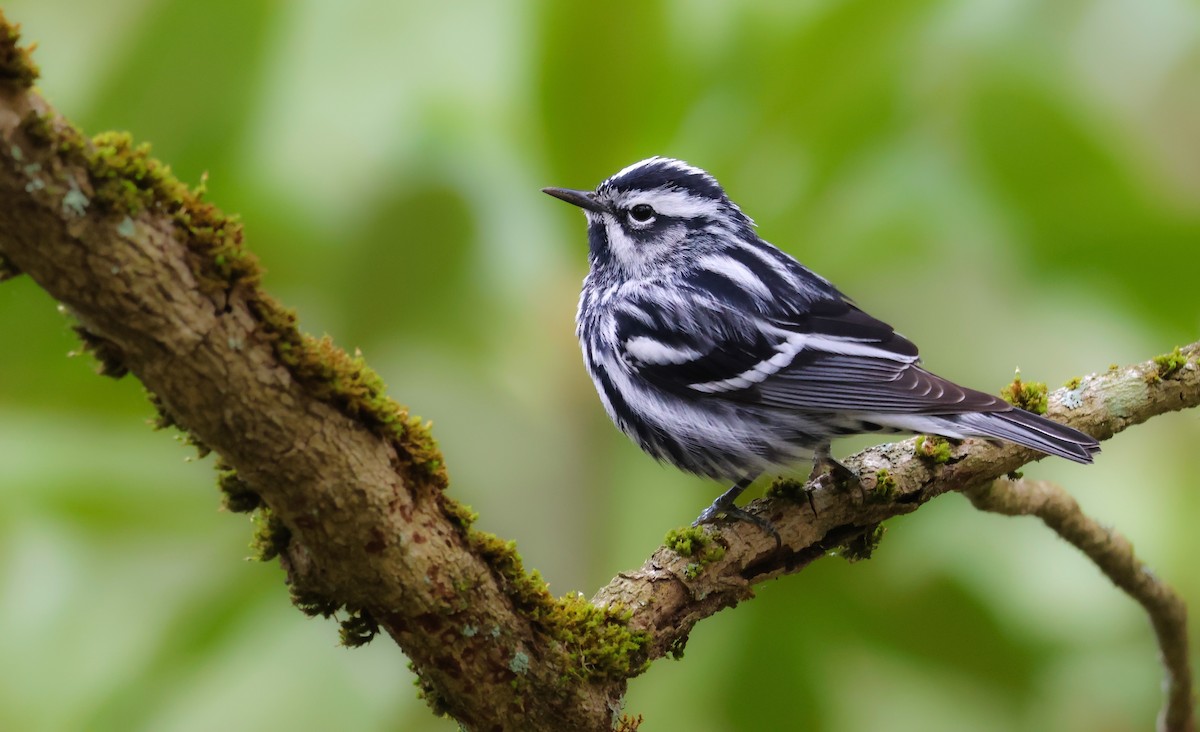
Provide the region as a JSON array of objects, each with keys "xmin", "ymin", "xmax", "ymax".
[
  {"xmin": 964, "ymin": 478, "xmax": 1194, "ymax": 732},
  {"xmin": 1, "ymin": 12, "xmax": 1197, "ymax": 731},
  {"xmin": 0, "ymin": 13, "xmax": 630, "ymax": 731},
  {"xmin": 595, "ymin": 342, "xmax": 1200, "ymax": 731}
]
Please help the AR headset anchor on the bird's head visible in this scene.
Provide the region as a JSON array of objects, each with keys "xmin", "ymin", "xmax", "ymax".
[{"xmin": 544, "ymin": 157, "xmax": 754, "ymax": 279}]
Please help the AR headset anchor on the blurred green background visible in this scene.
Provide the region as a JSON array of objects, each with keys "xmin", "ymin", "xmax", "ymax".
[{"xmin": 2, "ymin": 1, "xmax": 1198, "ymax": 730}]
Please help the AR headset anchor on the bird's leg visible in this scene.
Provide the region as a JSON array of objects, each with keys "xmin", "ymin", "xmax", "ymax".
[
  {"xmin": 693, "ymin": 477, "xmax": 781, "ymax": 549},
  {"xmin": 809, "ymin": 444, "xmax": 865, "ymax": 501},
  {"xmin": 693, "ymin": 478, "xmax": 753, "ymax": 525}
]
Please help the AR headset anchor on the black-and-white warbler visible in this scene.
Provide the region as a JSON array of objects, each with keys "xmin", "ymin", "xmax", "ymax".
[{"xmin": 544, "ymin": 157, "xmax": 1099, "ymax": 530}]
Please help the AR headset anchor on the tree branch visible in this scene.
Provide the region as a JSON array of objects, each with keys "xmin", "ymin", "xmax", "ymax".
[
  {"xmin": 1, "ymin": 14, "xmax": 1197, "ymax": 730},
  {"xmin": 596, "ymin": 346, "xmax": 1200, "ymax": 660},
  {"xmin": 964, "ymin": 478, "xmax": 1194, "ymax": 732},
  {"xmin": 0, "ymin": 16, "xmax": 625, "ymax": 730}
]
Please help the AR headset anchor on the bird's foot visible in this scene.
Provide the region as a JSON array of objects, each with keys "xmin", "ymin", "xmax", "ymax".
[
  {"xmin": 693, "ymin": 479, "xmax": 781, "ymax": 550},
  {"xmin": 809, "ymin": 452, "xmax": 866, "ymax": 502}
]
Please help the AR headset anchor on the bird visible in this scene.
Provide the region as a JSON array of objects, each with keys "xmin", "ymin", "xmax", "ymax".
[{"xmin": 543, "ymin": 157, "xmax": 1099, "ymax": 533}]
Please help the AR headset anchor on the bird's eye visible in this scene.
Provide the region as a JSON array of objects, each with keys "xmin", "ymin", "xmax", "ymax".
[{"xmin": 629, "ymin": 204, "xmax": 656, "ymax": 223}]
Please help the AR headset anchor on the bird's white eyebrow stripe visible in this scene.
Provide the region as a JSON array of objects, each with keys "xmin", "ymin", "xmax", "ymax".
[
  {"xmin": 617, "ymin": 188, "xmax": 719, "ymax": 219},
  {"xmin": 694, "ymin": 253, "xmax": 773, "ymax": 300}
]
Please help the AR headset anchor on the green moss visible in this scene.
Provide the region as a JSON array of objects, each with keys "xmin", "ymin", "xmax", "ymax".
[
  {"xmin": 468, "ymin": 529, "xmax": 649, "ymax": 680},
  {"xmin": 145, "ymin": 391, "xmax": 177, "ymax": 431},
  {"xmin": 468, "ymin": 532, "xmax": 543, "ymax": 610},
  {"xmin": 292, "ymin": 590, "xmax": 380, "ymax": 652},
  {"xmin": 664, "ymin": 527, "xmax": 703, "ymax": 555},
  {"xmin": 20, "ymin": 110, "xmax": 63, "ymax": 150},
  {"xmin": 216, "ymin": 463, "xmax": 262, "ymax": 513},
  {"xmin": 869, "ymin": 469, "xmax": 897, "ymax": 503},
  {"xmin": 69, "ymin": 325, "xmax": 128, "ymax": 379},
  {"xmin": 442, "ymin": 497, "xmax": 478, "ymax": 532},
  {"xmin": 16, "ymin": 112, "xmax": 260, "ymax": 300},
  {"xmin": 339, "ymin": 608, "xmax": 379, "ymax": 647},
  {"xmin": 544, "ymin": 592, "xmax": 648, "ymax": 679},
  {"xmin": 839, "ymin": 524, "xmax": 886, "ymax": 562},
  {"xmin": 1151, "ymin": 346, "xmax": 1186, "ymax": 382},
  {"xmin": 400, "ymin": 530, "xmax": 647, "ymax": 706},
  {"xmin": 139, "ymin": 391, "xmax": 211, "ymax": 457},
  {"xmin": 0, "ymin": 252, "xmax": 19, "ymax": 282},
  {"xmin": 0, "ymin": 12, "xmax": 40, "ymax": 87},
  {"xmin": 765, "ymin": 477, "xmax": 808, "ymax": 502},
  {"xmin": 86, "ymin": 132, "xmax": 260, "ymax": 296},
  {"xmin": 1000, "ymin": 369, "xmax": 1048, "ymax": 414},
  {"xmin": 667, "ymin": 635, "xmax": 689, "ymax": 661},
  {"xmin": 248, "ymin": 299, "xmax": 451, "ymax": 497},
  {"xmin": 409, "ymin": 659, "xmax": 451, "ymax": 718},
  {"xmin": 249, "ymin": 507, "xmax": 291, "ymax": 562},
  {"xmin": 183, "ymin": 434, "xmax": 212, "ymax": 459},
  {"xmin": 664, "ymin": 527, "xmax": 725, "ymax": 580},
  {"xmin": 615, "ymin": 714, "xmax": 644, "ymax": 732},
  {"xmin": 914, "ymin": 434, "xmax": 952, "ymax": 464},
  {"xmin": 85, "ymin": 132, "xmax": 179, "ymax": 213},
  {"xmin": 1064, "ymin": 376, "xmax": 1081, "ymax": 390},
  {"xmin": 290, "ymin": 588, "xmax": 341, "ymax": 618}
]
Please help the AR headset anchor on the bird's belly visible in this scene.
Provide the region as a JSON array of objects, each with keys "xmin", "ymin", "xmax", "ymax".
[{"xmin": 596, "ymin": 367, "xmax": 826, "ymax": 479}]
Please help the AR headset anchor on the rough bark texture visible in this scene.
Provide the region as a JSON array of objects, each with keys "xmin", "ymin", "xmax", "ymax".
[{"xmin": 1, "ymin": 15, "xmax": 1197, "ymax": 731}]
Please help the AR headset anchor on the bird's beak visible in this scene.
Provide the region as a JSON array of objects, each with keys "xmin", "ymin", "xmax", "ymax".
[{"xmin": 542, "ymin": 187, "xmax": 610, "ymax": 215}]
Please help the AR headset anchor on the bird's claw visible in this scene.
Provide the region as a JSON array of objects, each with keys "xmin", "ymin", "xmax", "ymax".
[{"xmin": 693, "ymin": 503, "xmax": 782, "ymax": 550}]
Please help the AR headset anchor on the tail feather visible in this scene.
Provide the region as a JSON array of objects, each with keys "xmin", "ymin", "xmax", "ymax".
[{"xmin": 950, "ymin": 409, "xmax": 1100, "ymax": 464}]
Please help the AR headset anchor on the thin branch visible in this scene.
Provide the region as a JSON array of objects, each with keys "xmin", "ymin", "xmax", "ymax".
[{"xmin": 964, "ymin": 478, "xmax": 1194, "ymax": 732}]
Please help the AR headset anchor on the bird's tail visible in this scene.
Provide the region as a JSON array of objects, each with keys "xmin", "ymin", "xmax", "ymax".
[{"xmin": 947, "ymin": 409, "xmax": 1100, "ymax": 464}]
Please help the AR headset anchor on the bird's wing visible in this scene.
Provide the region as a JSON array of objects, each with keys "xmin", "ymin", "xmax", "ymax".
[{"xmin": 614, "ymin": 278, "xmax": 1006, "ymax": 415}]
